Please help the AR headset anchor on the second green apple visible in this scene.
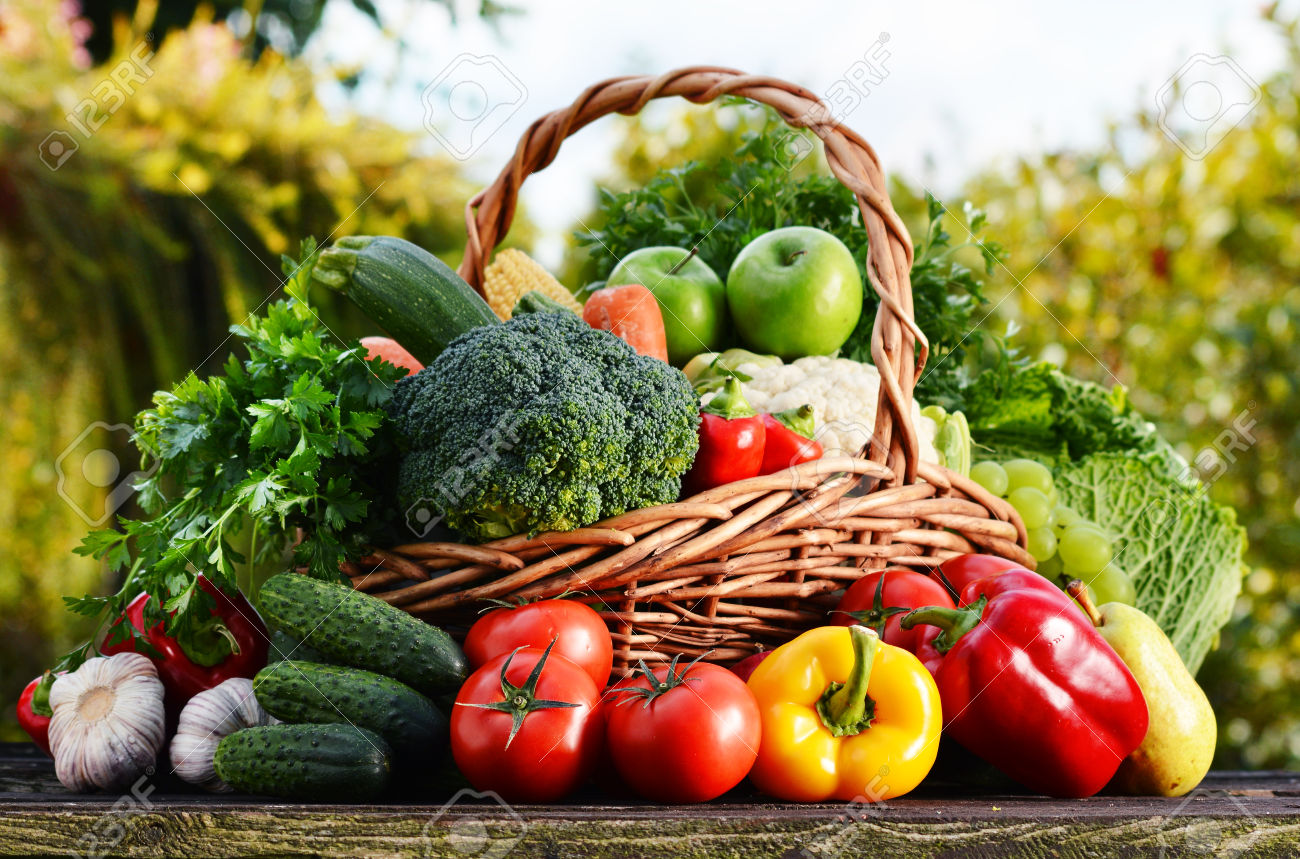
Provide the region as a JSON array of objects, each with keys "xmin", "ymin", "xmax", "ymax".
[{"xmin": 726, "ymin": 226, "xmax": 863, "ymax": 360}]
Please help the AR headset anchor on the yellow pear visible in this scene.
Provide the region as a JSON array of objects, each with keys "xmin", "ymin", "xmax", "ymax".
[{"xmin": 1093, "ymin": 601, "xmax": 1217, "ymax": 797}]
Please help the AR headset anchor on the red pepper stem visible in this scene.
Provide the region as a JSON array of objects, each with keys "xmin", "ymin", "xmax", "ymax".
[
  {"xmin": 900, "ymin": 597, "xmax": 987, "ymax": 655},
  {"xmin": 816, "ymin": 625, "xmax": 879, "ymax": 737},
  {"xmin": 702, "ymin": 376, "xmax": 757, "ymax": 420},
  {"xmin": 772, "ymin": 404, "xmax": 816, "ymax": 439}
]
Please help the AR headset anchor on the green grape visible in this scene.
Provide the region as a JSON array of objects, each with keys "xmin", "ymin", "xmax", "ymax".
[
  {"xmin": 1003, "ymin": 458, "xmax": 1054, "ymax": 495},
  {"xmin": 1036, "ymin": 552, "xmax": 1064, "ymax": 580},
  {"xmin": 1087, "ymin": 563, "xmax": 1137, "ymax": 606},
  {"xmin": 1026, "ymin": 526, "xmax": 1058, "ymax": 562},
  {"xmin": 970, "ymin": 461, "xmax": 1009, "ymax": 497},
  {"xmin": 1058, "ymin": 525, "xmax": 1113, "ymax": 576},
  {"xmin": 1053, "ymin": 505, "xmax": 1085, "ymax": 533},
  {"xmin": 1007, "ymin": 486, "xmax": 1052, "ymax": 529},
  {"xmin": 1046, "ymin": 486, "xmax": 1060, "ymax": 507}
]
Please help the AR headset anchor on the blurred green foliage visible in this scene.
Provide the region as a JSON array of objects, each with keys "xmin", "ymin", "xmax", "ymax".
[
  {"xmin": 560, "ymin": 17, "xmax": 1299, "ymax": 768},
  {"xmin": 80, "ymin": 0, "xmax": 509, "ymax": 64},
  {"xmin": 0, "ymin": 0, "xmax": 528, "ymax": 740}
]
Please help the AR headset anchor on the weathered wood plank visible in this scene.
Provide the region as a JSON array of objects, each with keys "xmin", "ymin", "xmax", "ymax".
[{"xmin": 0, "ymin": 744, "xmax": 1295, "ymax": 858}]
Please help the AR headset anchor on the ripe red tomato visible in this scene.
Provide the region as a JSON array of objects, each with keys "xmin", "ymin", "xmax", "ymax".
[
  {"xmin": 606, "ymin": 658, "xmax": 760, "ymax": 803},
  {"xmin": 451, "ymin": 643, "xmax": 604, "ymax": 803},
  {"xmin": 933, "ymin": 554, "xmax": 1026, "ymax": 596},
  {"xmin": 465, "ymin": 599, "xmax": 613, "ymax": 688},
  {"xmin": 834, "ymin": 569, "xmax": 956, "ymax": 652},
  {"xmin": 359, "ymin": 336, "xmax": 423, "ymax": 375}
]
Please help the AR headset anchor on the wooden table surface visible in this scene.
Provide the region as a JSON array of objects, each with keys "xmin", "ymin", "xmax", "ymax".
[{"xmin": 2, "ymin": 743, "xmax": 1297, "ymax": 858}]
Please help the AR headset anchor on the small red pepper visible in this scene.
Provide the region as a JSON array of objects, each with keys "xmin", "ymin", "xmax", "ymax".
[
  {"xmin": 16, "ymin": 674, "xmax": 53, "ymax": 756},
  {"xmin": 682, "ymin": 376, "xmax": 766, "ymax": 495},
  {"xmin": 901, "ymin": 568, "xmax": 1149, "ymax": 798},
  {"xmin": 759, "ymin": 405, "xmax": 824, "ymax": 475},
  {"xmin": 102, "ymin": 575, "xmax": 269, "ymax": 711}
]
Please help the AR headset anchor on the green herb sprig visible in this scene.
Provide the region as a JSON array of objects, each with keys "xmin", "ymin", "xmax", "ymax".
[{"xmin": 54, "ymin": 238, "xmax": 403, "ymax": 676}]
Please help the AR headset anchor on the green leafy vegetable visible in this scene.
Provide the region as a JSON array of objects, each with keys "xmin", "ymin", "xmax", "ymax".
[
  {"xmin": 963, "ymin": 361, "xmax": 1181, "ymax": 473},
  {"xmin": 55, "ymin": 239, "xmax": 404, "ymax": 677},
  {"xmin": 575, "ymin": 120, "xmax": 1012, "ymax": 404},
  {"xmin": 1055, "ymin": 452, "xmax": 1246, "ymax": 674}
]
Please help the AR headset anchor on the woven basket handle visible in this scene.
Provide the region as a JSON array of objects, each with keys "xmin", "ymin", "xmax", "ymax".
[{"xmin": 457, "ymin": 66, "xmax": 929, "ymax": 483}]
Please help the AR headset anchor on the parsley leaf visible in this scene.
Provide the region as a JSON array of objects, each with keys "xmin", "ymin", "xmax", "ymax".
[{"xmin": 54, "ymin": 238, "xmax": 404, "ymax": 676}]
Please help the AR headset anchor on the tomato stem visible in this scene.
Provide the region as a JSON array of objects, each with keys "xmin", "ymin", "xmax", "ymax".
[
  {"xmin": 456, "ymin": 638, "xmax": 580, "ymax": 749},
  {"xmin": 609, "ymin": 652, "xmax": 705, "ymax": 708},
  {"xmin": 833, "ymin": 575, "xmax": 910, "ymax": 638}
]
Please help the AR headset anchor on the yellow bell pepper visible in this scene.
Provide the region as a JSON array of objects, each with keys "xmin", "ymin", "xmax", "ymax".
[{"xmin": 746, "ymin": 625, "xmax": 942, "ymax": 802}]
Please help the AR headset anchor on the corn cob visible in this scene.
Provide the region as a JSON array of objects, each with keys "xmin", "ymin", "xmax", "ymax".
[{"xmin": 482, "ymin": 249, "xmax": 583, "ymax": 320}]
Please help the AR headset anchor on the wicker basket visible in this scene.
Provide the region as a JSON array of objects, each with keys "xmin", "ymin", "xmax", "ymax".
[{"xmin": 349, "ymin": 67, "xmax": 1034, "ymax": 672}]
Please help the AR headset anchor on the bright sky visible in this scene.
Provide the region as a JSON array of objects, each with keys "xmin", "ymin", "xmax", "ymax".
[{"xmin": 314, "ymin": 0, "xmax": 1287, "ymax": 267}]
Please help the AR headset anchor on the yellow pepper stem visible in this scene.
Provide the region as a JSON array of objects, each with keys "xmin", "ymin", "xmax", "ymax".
[{"xmin": 816, "ymin": 625, "xmax": 879, "ymax": 737}]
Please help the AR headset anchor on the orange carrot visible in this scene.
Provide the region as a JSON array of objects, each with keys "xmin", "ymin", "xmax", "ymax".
[{"xmin": 582, "ymin": 284, "xmax": 670, "ymax": 362}]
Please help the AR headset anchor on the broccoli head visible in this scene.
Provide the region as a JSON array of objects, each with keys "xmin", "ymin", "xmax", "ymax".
[{"xmin": 391, "ymin": 311, "xmax": 700, "ymax": 542}]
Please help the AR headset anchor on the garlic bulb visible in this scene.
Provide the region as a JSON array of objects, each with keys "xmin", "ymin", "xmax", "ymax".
[
  {"xmin": 170, "ymin": 678, "xmax": 277, "ymax": 792},
  {"xmin": 48, "ymin": 652, "xmax": 166, "ymax": 793}
]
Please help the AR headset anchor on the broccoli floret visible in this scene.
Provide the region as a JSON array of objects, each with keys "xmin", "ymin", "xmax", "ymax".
[{"xmin": 391, "ymin": 312, "xmax": 700, "ymax": 542}]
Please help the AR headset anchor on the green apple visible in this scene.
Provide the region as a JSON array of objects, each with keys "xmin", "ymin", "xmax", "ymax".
[
  {"xmin": 607, "ymin": 247, "xmax": 727, "ymax": 366},
  {"xmin": 725, "ymin": 226, "xmax": 863, "ymax": 359}
]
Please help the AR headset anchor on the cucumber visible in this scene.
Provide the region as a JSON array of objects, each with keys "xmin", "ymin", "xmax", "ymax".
[
  {"xmin": 213, "ymin": 723, "xmax": 390, "ymax": 801},
  {"xmin": 267, "ymin": 628, "xmax": 327, "ymax": 664},
  {"xmin": 254, "ymin": 661, "xmax": 447, "ymax": 766},
  {"xmin": 312, "ymin": 235, "xmax": 498, "ymax": 365},
  {"xmin": 258, "ymin": 574, "xmax": 469, "ymax": 697}
]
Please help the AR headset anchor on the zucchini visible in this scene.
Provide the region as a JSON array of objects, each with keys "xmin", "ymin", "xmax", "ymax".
[
  {"xmin": 312, "ymin": 235, "xmax": 498, "ymax": 365},
  {"xmin": 254, "ymin": 661, "xmax": 447, "ymax": 766},
  {"xmin": 267, "ymin": 628, "xmax": 327, "ymax": 664},
  {"xmin": 213, "ymin": 724, "xmax": 390, "ymax": 801},
  {"xmin": 258, "ymin": 574, "xmax": 469, "ymax": 697},
  {"xmin": 512, "ymin": 290, "xmax": 574, "ymax": 317}
]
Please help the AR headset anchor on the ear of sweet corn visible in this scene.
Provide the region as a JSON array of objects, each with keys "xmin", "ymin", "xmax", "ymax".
[{"xmin": 482, "ymin": 249, "xmax": 584, "ymax": 320}]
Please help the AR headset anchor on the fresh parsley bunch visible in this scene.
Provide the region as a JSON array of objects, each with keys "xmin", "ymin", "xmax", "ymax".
[{"xmin": 59, "ymin": 239, "xmax": 404, "ymax": 672}]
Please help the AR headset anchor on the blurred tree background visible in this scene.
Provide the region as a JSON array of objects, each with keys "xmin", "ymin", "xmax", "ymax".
[
  {"xmin": 0, "ymin": 0, "xmax": 528, "ymax": 742},
  {"xmin": 1, "ymin": 0, "xmax": 1296, "ymax": 771}
]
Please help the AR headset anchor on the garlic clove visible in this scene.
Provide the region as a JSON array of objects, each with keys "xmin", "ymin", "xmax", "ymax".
[
  {"xmin": 170, "ymin": 678, "xmax": 277, "ymax": 792},
  {"xmin": 49, "ymin": 652, "xmax": 166, "ymax": 793}
]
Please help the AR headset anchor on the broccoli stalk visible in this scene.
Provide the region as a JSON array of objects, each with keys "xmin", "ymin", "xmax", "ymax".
[{"xmin": 390, "ymin": 312, "xmax": 700, "ymax": 543}]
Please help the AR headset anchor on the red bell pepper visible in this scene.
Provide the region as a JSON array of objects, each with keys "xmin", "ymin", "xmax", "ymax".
[
  {"xmin": 682, "ymin": 376, "xmax": 766, "ymax": 494},
  {"xmin": 929, "ymin": 553, "xmax": 1025, "ymax": 598},
  {"xmin": 759, "ymin": 406, "xmax": 823, "ymax": 475},
  {"xmin": 901, "ymin": 568, "xmax": 1148, "ymax": 798},
  {"xmin": 16, "ymin": 674, "xmax": 53, "ymax": 756},
  {"xmin": 102, "ymin": 575, "xmax": 269, "ymax": 710}
]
